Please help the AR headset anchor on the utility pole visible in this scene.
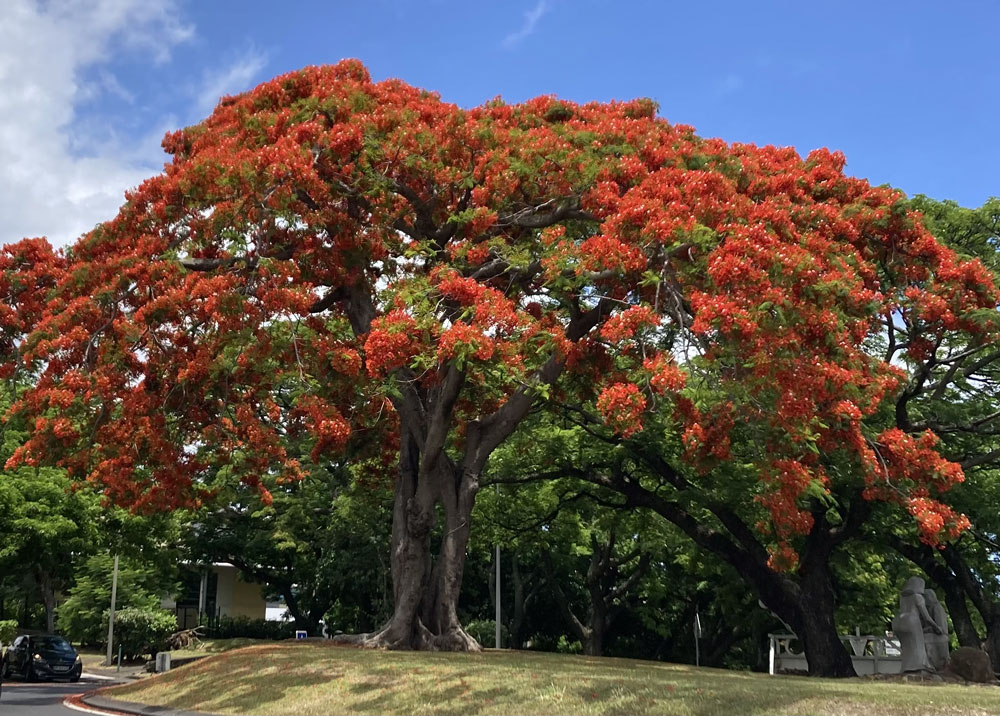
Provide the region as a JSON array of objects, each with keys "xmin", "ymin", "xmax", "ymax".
[
  {"xmin": 105, "ymin": 554, "xmax": 119, "ymax": 666},
  {"xmin": 694, "ymin": 609, "xmax": 702, "ymax": 668},
  {"xmin": 494, "ymin": 481, "xmax": 501, "ymax": 650},
  {"xmin": 495, "ymin": 544, "xmax": 501, "ymax": 649}
]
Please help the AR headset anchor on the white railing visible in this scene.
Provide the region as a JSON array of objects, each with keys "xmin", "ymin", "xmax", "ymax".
[{"xmin": 768, "ymin": 633, "xmax": 902, "ymax": 676}]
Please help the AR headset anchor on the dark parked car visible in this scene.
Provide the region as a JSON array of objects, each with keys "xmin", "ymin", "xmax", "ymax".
[{"xmin": 1, "ymin": 635, "xmax": 82, "ymax": 682}]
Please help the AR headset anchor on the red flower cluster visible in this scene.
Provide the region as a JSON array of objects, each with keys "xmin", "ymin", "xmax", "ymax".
[
  {"xmin": 0, "ymin": 59, "xmax": 991, "ymax": 555},
  {"xmin": 298, "ymin": 395, "xmax": 352, "ymax": 462},
  {"xmin": 438, "ymin": 323, "xmax": 494, "ymax": 362},
  {"xmin": 870, "ymin": 429, "xmax": 964, "ymax": 493},
  {"xmin": 643, "ymin": 355, "xmax": 686, "ymax": 395},
  {"xmin": 364, "ymin": 310, "xmax": 419, "ymax": 376},
  {"xmin": 596, "ymin": 383, "xmax": 647, "ymax": 438},
  {"xmin": 601, "ymin": 306, "xmax": 659, "ymax": 343},
  {"xmin": 907, "ymin": 498, "xmax": 971, "ymax": 546}
]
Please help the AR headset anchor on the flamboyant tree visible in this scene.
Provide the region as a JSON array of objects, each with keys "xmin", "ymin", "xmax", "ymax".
[
  {"xmin": 1, "ymin": 60, "xmax": 995, "ymax": 652},
  {"xmin": 877, "ymin": 196, "xmax": 1000, "ymax": 668}
]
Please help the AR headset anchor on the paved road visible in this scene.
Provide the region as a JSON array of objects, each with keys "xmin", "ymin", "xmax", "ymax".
[{"xmin": 0, "ymin": 681, "xmax": 103, "ymax": 715}]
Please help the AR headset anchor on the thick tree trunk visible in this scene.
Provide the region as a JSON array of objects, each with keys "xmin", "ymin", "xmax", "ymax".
[
  {"xmin": 746, "ymin": 566, "xmax": 855, "ymax": 677},
  {"xmin": 795, "ymin": 563, "xmax": 855, "ymax": 678},
  {"xmin": 332, "ymin": 280, "xmax": 601, "ymax": 652},
  {"xmin": 937, "ymin": 578, "xmax": 981, "ymax": 648},
  {"xmin": 698, "ymin": 529, "xmax": 855, "ymax": 677},
  {"xmin": 420, "ymin": 464, "xmax": 479, "ymax": 650},
  {"xmin": 279, "ymin": 586, "xmax": 317, "ymax": 635},
  {"xmin": 582, "ymin": 615, "xmax": 605, "ymax": 656},
  {"xmin": 583, "ymin": 576, "xmax": 609, "ymax": 656},
  {"xmin": 36, "ymin": 569, "xmax": 56, "ymax": 634},
  {"xmin": 509, "ymin": 554, "xmax": 538, "ymax": 649},
  {"xmin": 982, "ymin": 613, "xmax": 1000, "ymax": 673},
  {"xmin": 592, "ymin": 454, "xmax": 859, "ymax": 677},
  {"xmin": 348, "ymin": 438, "xmax": 480, "ymax": 651}
]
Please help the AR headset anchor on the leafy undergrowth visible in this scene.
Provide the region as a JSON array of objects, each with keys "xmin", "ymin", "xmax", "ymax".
[{"xmin": 104, "ymin": 643, "xmax": 1000, "ymax": 716}]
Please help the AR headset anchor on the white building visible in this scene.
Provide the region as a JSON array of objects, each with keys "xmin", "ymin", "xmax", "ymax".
[{"xmin": 161, "ymin": 563, "xmax": 267, "ymax": 629}]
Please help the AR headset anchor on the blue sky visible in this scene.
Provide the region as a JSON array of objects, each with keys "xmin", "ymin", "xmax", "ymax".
[{"xmin": 2, "ymin": 1, "xmax": 996, "ymax": 246}]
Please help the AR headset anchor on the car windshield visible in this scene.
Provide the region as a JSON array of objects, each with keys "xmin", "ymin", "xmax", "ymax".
[{"xmin": 32, "ymin": 637, "xmax": 74, "ymax": 654}]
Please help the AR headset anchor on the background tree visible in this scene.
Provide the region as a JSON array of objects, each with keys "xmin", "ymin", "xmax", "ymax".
[
  {"xmin": 0, "ymin": 382, "xmax": 100, "ymax": 633},
  {"xmin": 874, "ymin": 196, "xmax": 1000, "ymax": 666},
  {"xmin": 476, "ymin": 438, "xmax": 784, "ymax": 666},
  {"xmin": 57, "ymin": 553, "xmax": 176, "ymax": 646},
  {"xmin": 185, "ymin": 459, "xmax": 392, "ymax": 635},
  {"xmin": 478, "ymin": 431, "xmax": 659, "ymax": 657},
  {"xmin": 0, "ymin": 466, "xmax": 96, "ymax": 633}
]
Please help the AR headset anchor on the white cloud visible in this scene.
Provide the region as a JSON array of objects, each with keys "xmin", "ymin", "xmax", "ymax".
[
  {"xmin": 195, "ymin": 48, "xmax": 269, "ymax": 117},
  {"xmin": 96, "ymin": 70, "xmax": 136, "ymax": 104},
  {"xmin": 0, "ymin": 0, "xmax": 193, "ymax": 247},
  {"xmin": 503, "ymin": 0, "xmax": 550, "ymax": 48}
]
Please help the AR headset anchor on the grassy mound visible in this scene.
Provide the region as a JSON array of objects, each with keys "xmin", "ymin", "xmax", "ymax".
[{"xmin": 104, "ymin": 642, "xmax": 1000, "ymax": 715}]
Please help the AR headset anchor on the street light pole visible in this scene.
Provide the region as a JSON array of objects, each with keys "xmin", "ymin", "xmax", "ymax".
[
  {"xmin": 495, "ymin": 544, "xmax": 501, "ymax": 649},
  {"xmin": 494, "ymin": 481, "xmax": 501, "ymax": 650},
  {"xmin": 105, "ymin": 554, "xmax": 119, "ymax": 666},
  {"xmin": 694, "ymin": 609, "xmax": 702, "ymax": 668}
]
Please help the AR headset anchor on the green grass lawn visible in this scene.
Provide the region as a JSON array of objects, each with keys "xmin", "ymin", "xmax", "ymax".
[{"xmin": 103, "ymin": 642, "xmax": 1000, "ymax": 716}]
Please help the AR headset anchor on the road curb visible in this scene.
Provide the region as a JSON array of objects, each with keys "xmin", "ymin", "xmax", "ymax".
[
  {"xmin": 81, "ymin": 672, "xmax": 122, "ymax": 682},
  {"xmin": 81, "ymin": 692, "xmax": 227, "ymax": 716}
]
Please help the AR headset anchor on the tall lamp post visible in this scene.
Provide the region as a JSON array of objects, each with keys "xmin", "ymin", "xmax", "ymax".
[
  {"xmin": 105, "ymin": 554, "xmax": 119, "ymax": 666},
  {"xmin": 494, "ymin": 482, "xmax": 501, "ymax": 649},
  {"xmin": 495, "ymin": 544, "xmax": 501, "ymax": 649}
]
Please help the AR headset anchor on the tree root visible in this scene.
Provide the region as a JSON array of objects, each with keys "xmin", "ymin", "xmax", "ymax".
[{"xmin": 331, "ymin": 619, "xmax": 482, "ymax": 652}]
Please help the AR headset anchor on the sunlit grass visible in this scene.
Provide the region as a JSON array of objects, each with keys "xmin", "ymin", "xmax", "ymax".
[{"xmin": 105, "ymin": 642, "xmax": 1000, "ymax": 716}]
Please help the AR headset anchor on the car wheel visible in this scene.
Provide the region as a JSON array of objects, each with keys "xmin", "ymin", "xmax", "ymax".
[{"xmin": 70, "ymin": 671, "xmax": 81, "ymax": 683}]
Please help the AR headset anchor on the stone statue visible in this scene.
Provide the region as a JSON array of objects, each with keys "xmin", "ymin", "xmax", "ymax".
[
  {"xmin": 891, "ymin": 576, "xmax": 943, "ymax": 673},
  {"xmin": 923, "ymin": 589, "xmax": 950, "ymax": 670}
]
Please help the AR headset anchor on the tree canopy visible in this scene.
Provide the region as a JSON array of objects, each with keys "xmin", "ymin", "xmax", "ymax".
[{"xmin": 1, "ymin": 60, "xmax": 996, "ymax": 654}]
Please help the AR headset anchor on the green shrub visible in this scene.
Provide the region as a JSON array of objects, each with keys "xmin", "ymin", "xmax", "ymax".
[
  {"xmin": 0, "ymin": 619, "xmax": 17, "ymax": 646},
  {"xmin": 464, "ymin": 619, "xmax": 509, "ymax": 648},
  {"xmin": 110, "ymin": 607, "xmax": 177, "ymax": 661},
  {"xmin": 526, "ymin": 633, "xmax": 583, "ymax": 654},
  {"xmin": 207, "ymin": 616, "xmax": 296, "ymax": 640},
  {"xmin": 57, "ymin": 554, "xmax": 169, "ymax": 647},
  {"xmin": 555, "ymin": 634, "xmax": 583, "ymax": 654}
]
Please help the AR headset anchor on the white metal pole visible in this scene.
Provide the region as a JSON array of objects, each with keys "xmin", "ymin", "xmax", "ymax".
[
  {"xmin": 105, "ymin": 554, "xmax": 119, "ymax": 666},
  {"xmin": 494, "ymin": 544, "xmax": 501, "ymax": 649}
]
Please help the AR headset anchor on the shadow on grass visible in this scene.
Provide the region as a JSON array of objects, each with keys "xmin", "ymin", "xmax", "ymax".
[
  {"xmin": 110, "ymin": 646, "xmax": 341, "ymax": 714},
  {"xmin": 343, "ymin": 669, "xmax": 519, "ymax": 716}
]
